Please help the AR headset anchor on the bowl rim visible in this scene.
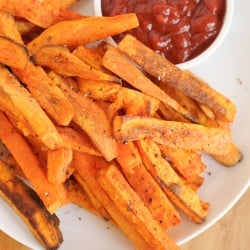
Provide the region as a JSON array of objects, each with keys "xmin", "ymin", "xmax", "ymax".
[{"xmin": 94, "ymin": 0, "xmax": 234, "ymax": 69}]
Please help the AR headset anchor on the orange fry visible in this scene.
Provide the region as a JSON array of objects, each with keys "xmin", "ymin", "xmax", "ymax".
[
  {"xmin": 102, "ymin": 47, "xmax": 198, "ymax": 122},
  {"xmin": 0, "ymin": 111, "xmax": 66, "ymax": 213},
  {"xmin": 33, "ymin": 45, "xmax": 118, "ymax": 81},
  {"xmin": 97, "ymin": 164, "xmax": 179, "ymax": 250},
  {"xmin": 28, "ymin": 14, "xmax": 139, "ymax": 54},
  {"xmin": 113, "ymin": 115, "xmax": 233, "ymax": 156},
  {"xmin": 0, "ymin": 0, "xmax": 83, "ymax": 28},
  {"xmin": 118, "ymin": 34, "xmax": 236, "ymax": 122}
]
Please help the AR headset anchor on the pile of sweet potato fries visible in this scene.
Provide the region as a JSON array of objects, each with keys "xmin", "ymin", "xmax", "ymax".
[{"xmin": 0, "ymin": 1, "xmax": 242, "ymax": 249}]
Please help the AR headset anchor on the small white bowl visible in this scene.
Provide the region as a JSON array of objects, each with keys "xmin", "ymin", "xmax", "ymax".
[{"xmin": 94, "ymin": 0, "xmax": 234, "ymax": 69}]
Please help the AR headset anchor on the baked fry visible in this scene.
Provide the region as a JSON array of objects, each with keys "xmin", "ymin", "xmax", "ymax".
[
  {"xmin": 0, "ymin": 0, "xmax": 83, "ymax": 28},
  {"xmin": 0, "ymin": 35, "xmax": 28, "ymax": 69},
  {"xmin": 57, "ymin": 126, "xmax": 101, "ymax": 156},
  {"xmin": 73, "ymin": 44, "xmax": 109, "ymax": 72},
  {"xmin": 136, "ymin": 138, "xmax": 209, "ymax": 223},
  {"xmin": 49, "ymin": 71, "xmax": 118, "ymax": 161},
  {"xmin": 157, "ymin": 81, "xmax": 208, "ymax": 125},
  {"xmin": 97, "ymin": 164, "xmax": 179, "ymax": 250},
  {"xmin": 73, "ymin": 155, "xmax": 153, "ymax": 250},
  {"xmin": 118, "ymin": 34, "xmax": 236, "ymax": 122},
  {"xmin": 103, "ymin": 47, "xmax": 199, "ymax": 122},
  {"xmin": 65, "ymin": 177, "xmax": 99, "ymax": 216},
  {"xmin": 77, "ymin": 79, "xmax": 122, "ymax": 102},
  {"xmin": 0, "ymin": 14, "xmax": 76, "ymax": 126},
  {"xmin": 47, "ymin": 147, "xmax": 73, "ymax": 184},
  {"xmin": 72, "ymin": 152, "xmax": 112, "ymax": 222},
  {"xmin": 28, "ymin": 14, "xmax": 139, "ymax": 54},
  {"xmin": 0, "ymin": 67, "xmax": 62, "ymax": 150},
  {"xmin": 0, "ymin": 159, "xmax": 63, "ymax": 249},
  {"xmin": 116, "ymin": 141, "xmax": 181, "ymax": 230},
  {"xmin": 0, "ymin": 111, "xmax": 66, "ymax": 213},
  {"xmin": 0, "ymin": 11, "xmax": 23, "ymax": 43},
  {"xmin": 159, "ymin": 145, "xmax": 206, "ymax": 183},
  {"xmin": 33, "ymin": 45, "xmax": 118, "ymax": 82},
  {"xmin": 113, "ymin": 115, "xmax": 233, "ymax": 156}
]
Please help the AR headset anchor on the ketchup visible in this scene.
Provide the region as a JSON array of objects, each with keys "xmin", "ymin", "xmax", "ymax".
[{"xmin": 102, "ymin": 0, "xmax": 225, "ymax": 64}]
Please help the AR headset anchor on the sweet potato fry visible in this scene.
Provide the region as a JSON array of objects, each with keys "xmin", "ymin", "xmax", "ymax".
[
  {"xmin": 57, "ymin": 126, "xmax": 101, "ymax": 156},
  {"xmin": 47, "ymin": 147, "xmax": 73, "ymax": 184},
  {"xmin": 97, "ymin": 164, "xmax": 179, "ymax": 250},
  {"xmin": 77, "ymin": 79, "xmax": 122, "ymax": 102},
  {"xmin": 65, "ymin": 177, "xmax": 99, "ymax": 216},
  {"xmin": 136, "ymin": 138, "xmax": 209, "ymax": 223},
  {"xmin": 0, "ymin": 111, "xmax": 66, "ymax": 213},
  {"xmin": 33, "ymin": 45, "xmax": 118, "ymax": 82},
  {"xmin": 0, "ymin": 159, "xmax": 63, "ymax": 249},
  {"xmin": 49, "ymin": 71, "xmax": 118, "ymax": 161},
  {"xmin": 73, "ymin": 44, "xmax": 109, "ymax": 73},
  {"xmin": 157, "ymin": 81, "xmax": 208, "ymax": 125},
  {"xmin": 72, "ymin": 152, "xmax": 112, "ymax": 221},
  {"xmin": 103, "ymin": 47, "xmax": 199, "ymax": 122},
  {"xmin": 0, "ymin": 0, "xmax": 83, "ymax": 28},
  {"xmin": 116, "ymin": 141, "xmax": 181, "ymax": 230},
  {"xmin": 0, "ymin": 35, "xmax": 28, "ymax": 69},
  {"xmin": 15, "ymin": 17, "xmax": 38, "ymax": 35},
  {"xmin": 118, "ymin": 34, "xmax": 236, "ymax": 122},
  {"xmin": 13, "ymin": 63, "xmax": 75, "ymax": 126},
  {"xmin": 159, "ymin": 145, "xmax": 206, "ymax": 183},
  {"xmin": 212, "ymin": 143, "xmax": 242, "ymax": 167},
  {"xmin": 73, "ymin": 156, "xmax": 153, "ymax": 250},
  {"xmin": 0, "ymin": 67, "xmax": 62, "ymax": 150},
  {"xmin": 113, "ymin": 115, "xmax": 233, "ymax": 156},
  {"xmin": 158, "ymin": 102, "xmax": 190, "ymax": 122},
  {"xmin": 0, "ymin": 16, "xmax": 76, "ymax": 126},
  {"xmin": 0, "ymin": 11, "xmax": 23, "ymax": 43},
  {"xmin": 28, "ymin": 14, "xmax": 139, "ymax": 54}
]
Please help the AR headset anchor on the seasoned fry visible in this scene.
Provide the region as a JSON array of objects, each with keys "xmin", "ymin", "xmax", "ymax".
[
  {"xmin": 212, "ymin": 143, "xmax": 242, "ymax": 167},
  {"xmin": 118, "ymin": 34, "xmax": 236, "ymax": 122},
  {"xmin": 0, "ymin": 159, "xmax": 63, "ymax": 250},
  {"xmin": 77, "ymin": 79, "xmax": 122, "ymax": 102},
  {"xmin": 137, "ymin": 138, "xmax": 209, "ymax": 223},
  {"xmin": 158, "ymin": 102, "xmax": 190, "ymax": 122},
  {"xmin": 0, "ymin": 67, "xmax": 62, "ymax": 150},
  {"xmin": 73, "ymin": 156, "xmax": 153, "ymax": 250},
  {"xmin": 113, "ymin": 115, "xmax": 233, "ymax": 156},
  {"xmin": 47, "ymin": 147, "xmax": 73, "ymax": 184},
  {"xmin": 0, "ymin": 11, "xmax": 23, "ymax": 43},
  {"xmin": 103, "ymin": 47, "xmax": 199, "ymax": 122},
  {"xmin": 72, "ymin": 152, "xmax": 112, "ymax": 222},
  {"xmin": 159, "ymin": 145, "xmax": 206, "ymax": 183},
  {"xmin": 97, "ymin": 164, "xmax": 180, "ymax": 250},
  {"xmin": 0, "ymin": 15, "xmax": 76, "ymax": 126},
  {"xmin": 73, "ymin": 44, "xmax": 109, "ymax": 72},
  {"xmin": 33, "ymin": 45, "xmax": 118, "ymax": 82},
  {"xmin": 0, "ymin": 0, "xmax": 83, "ymax": 28},
  {"xmin": 49, "ymin": 71, "xmax": 118, "ymax": 161},
  {"xmin": 28, "ymin": 14, "xmax": 139, "ymax": 54},
  {"xmin": 116, "ymin": 141, "xmax": 181, "ymax": 230},
  {"xmin": 0, "ymin": 111, "xmax": 66, "ymax": 213},
  {"xmin": 57, "ymin": 126, "xmax": 101, "ymax": 156},
  {"xmin": 157, "ymin": 81, "xmax": 208, "ymax": 125},
  {"xmin": 65, "ymin": 177, "xmax": 99, "ymax": 216},
  {"xmin": 0, "ymin": 35, "xmax": 28, "ymax": 69}
]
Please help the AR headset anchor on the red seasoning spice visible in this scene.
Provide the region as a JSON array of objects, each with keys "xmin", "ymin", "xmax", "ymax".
[{"xmin": 102, "ymin": 0, "xmax": 225, "ymax": 64}]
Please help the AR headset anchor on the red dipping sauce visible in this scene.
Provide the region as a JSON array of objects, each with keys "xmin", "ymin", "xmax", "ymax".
[{"xmin": 102, "ymin": 0, "xmax": 226, "ymax": 64}]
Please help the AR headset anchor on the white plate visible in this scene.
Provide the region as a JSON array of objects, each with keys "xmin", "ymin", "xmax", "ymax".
[{"xmin": 1, "ymin": 1, "xmax": 250, "ymax": 249}]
